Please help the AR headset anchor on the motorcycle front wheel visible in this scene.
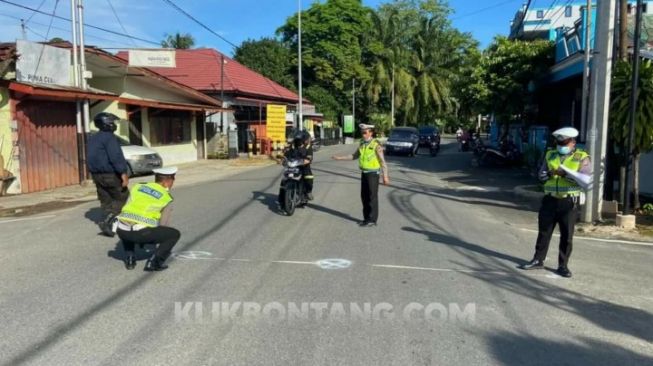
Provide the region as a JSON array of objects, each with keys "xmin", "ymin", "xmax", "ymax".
[{"xmin": 284, "ymin": 182, "xmax": 296, "ymax": 216}]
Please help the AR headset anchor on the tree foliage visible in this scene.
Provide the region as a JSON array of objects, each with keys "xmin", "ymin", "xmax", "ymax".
[
  {"xmin": 481, "ymin": 37, "xmax": 554, "ymax": 123},
  {"xmin": 161, "ymin": 32, "xmax": 195, "ymax": 49},
  {"xmin": 234, "ymin": 38, "xmax": 295, "ymax": 90}
]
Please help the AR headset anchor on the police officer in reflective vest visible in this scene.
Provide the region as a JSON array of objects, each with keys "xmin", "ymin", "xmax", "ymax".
[
  {"xmin": 116, "ymin": 167, "xmax": 180, "ymax": 271},
  {"xmin": 332, "ymin": 123, "xmax": 389, "ymax": 227},
  {"xmin": 521, "ymin": 127, "xmax": 591, "ymax": 278}
]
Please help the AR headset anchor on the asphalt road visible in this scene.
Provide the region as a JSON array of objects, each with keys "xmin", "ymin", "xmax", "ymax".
[{"xmin": 1, "ymin": 139, "xmax": 651, "ymax": 365}]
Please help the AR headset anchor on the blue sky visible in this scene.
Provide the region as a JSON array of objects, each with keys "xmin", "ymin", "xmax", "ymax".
[{"xmin": 0, "ymin": 0, "xmax": 523, "ymax": 54}]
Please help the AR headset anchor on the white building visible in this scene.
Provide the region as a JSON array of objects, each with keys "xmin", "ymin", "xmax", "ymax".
[{"xmin": 510, "ymin": 0, "xmax": 653, "ymax": 41}]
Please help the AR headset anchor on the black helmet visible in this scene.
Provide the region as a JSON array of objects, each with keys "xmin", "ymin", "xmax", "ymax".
[
  {"xmin": 301, "ymin": 130, "xmax": 311, "ymax": 143},
  {"xmin": 293, "ymin": 130, "xmax": 305, "ymax": 147},
  {"xmin": 93, "ymin": 112, "xmax": 120, "ymax": 132}
]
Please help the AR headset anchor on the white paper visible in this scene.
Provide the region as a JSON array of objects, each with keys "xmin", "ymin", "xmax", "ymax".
[{"xmin": 560, "ymin": 165, "xmax": 593, "ymax": 190}]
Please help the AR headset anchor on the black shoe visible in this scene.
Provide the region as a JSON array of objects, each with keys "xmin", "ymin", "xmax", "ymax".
[
  {"xmin": 358, "ymin": 220, "xmax": 369, "ymax": 226},
  {"xmin": 125, "ymin": 254, "xmax": 136, "ymax": 270},
  {"xmin": 361, "ymin": 221, "xmax": 377, "ymax": 227},
  {"xmin": 99, "ymin": 222, "xmax": 115, "ymax": 237},
  {"xmin": 520, "ymin": 259, "xmax": 544, "ymax": 270},
  {"xmin": 144, "ymin": 257, "xmax": 168, "ymax": 272},
  {"xmin": 306, "ymin": 193, "xmax": 314, "ymax": 201},
  {"xmin": 556, "ymin": 266, "xmax": 572, "ymax": 278}
]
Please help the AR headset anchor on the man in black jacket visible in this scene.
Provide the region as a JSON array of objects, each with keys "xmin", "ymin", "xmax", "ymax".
[{"xmin": 87, "ymin": 112, "xmax": 129, "ymax": 237}]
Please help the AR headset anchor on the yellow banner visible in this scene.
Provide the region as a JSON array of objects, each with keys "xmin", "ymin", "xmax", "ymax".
[{"xmin": 266, "ymin": 104, "xmax": 287, "ymax": 143}]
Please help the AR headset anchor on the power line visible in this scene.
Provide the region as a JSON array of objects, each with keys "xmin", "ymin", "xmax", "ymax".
[
  {"xmin": 105, "ymin": 0, "xmax": 137, "ymax": 46},
  {"xmin": 43, "ymin": 0, "xmax": 60, "ymax": 41},
  {"xmin": 24, "ymin": 0, "xmax": 47, "ymax": 25},
  {"xmin": 533, "ymin": 0, "xmax": 561, "ymax": 31},
  {"xmin": 161, "ymin": 0, "xmax": 238, "ymax": 49},
  {"xmin": 0, "ymin": 0, "xmax": 160, "ymax": 46},
  {"xmin": 451, "ymin": 0, "xmax": 522, "ymax": 21}
]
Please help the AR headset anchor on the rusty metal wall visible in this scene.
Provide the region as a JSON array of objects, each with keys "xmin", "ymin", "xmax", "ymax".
[{"xmin": 16, "ymin": 100, "xmax": 80, "ymax": 193}]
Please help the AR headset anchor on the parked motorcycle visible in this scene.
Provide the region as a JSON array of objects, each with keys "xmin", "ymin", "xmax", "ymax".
[
  {"xmin": 478, "ymin": 140, "xmax": 521, "ymax": 167},
  {"xmin": 278, "ymin": 158, "xmax": 307, "ymax": 216}
]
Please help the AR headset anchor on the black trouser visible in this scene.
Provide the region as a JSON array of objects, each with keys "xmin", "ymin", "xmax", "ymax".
[
  {"xmin": 92, "ymin": 173, "xmax": 128, "ymax": 218},
  {"xmin": 534, "ymin": 195, "xmax": 578, "ymax": 268},
  {"xmin": 361, "ymin": 172, "xmax": 380, "ymax": 223},
  {"xmin": 117, "ymin": 226, "xmax": 180, "ymax": 261},
  {"xmin": 303, "ymin": 165, "xmax": 313, "ymax": 194}
]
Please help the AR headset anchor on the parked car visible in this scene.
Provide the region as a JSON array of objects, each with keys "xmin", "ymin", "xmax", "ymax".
[
  {"xmin": 418, "ymin": 126, "xmax": 441, "ymax": 149},
  {"xmin": 88, "ymin": 132, "xmax": 163, "ymax": 176},
  {"xmin": 384, "ymin": 127, "xmax": 419, "ymax": 156},
  {"xmin": 115, "ymin": 136, "xmax": 163, "ymax": 177}
]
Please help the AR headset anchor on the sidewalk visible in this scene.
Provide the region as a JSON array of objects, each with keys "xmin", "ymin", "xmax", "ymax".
[{"xmin": 0, "ymin": 158, "xmax": 276, "ymax": 217}]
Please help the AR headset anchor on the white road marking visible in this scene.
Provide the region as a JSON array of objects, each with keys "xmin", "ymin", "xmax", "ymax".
[
  {"xmin": 0, "ymin": 215, "xmax": 56, "ymax": 224},
  {"xmin": 519, "ymin": 228, "xmax": 653, "ymax": 247},
  {"xmin": 271, "ymin": 260, "xmax": 317, "ymax": 265},
  {"xmin": 369, "ymin": 263, "xmax": 551, "ymax": 277}
]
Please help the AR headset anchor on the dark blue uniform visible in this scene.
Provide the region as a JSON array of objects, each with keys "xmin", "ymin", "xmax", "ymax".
[{"xmin": 87, "ymin": 131, "xmax": 129, "ymax": 220}]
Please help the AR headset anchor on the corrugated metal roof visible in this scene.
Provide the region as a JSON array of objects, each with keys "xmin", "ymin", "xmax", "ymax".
[{"xmin": 116, "ymin": 48, "xmax": 305, "ymax": 104}]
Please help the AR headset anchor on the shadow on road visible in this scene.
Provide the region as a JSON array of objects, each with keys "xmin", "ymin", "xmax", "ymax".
[{"xmin": 485, "ymin": 331, "xmax": 653, "ymax": 365}]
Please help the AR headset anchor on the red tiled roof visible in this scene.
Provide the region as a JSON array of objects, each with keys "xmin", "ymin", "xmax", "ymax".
[{"xmin": 116, "ymin": 48, "xmax": 304, "ymax": 104}]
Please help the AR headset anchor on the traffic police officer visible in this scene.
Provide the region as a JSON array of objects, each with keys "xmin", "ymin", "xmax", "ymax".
[
  {"xmin": 116, "ymin": 167, "xmax": 180, "ymax": 271},
  {"xmin": 332, "ymin": 123, "xmax": 389, "ymax": 227},
  {"xmin": 520, "ymin": 127, "xmax": 591, "ymax": 278},
  {"xmin": 87, "ymin": 112, "xmax": 129, "ymax": 237}
]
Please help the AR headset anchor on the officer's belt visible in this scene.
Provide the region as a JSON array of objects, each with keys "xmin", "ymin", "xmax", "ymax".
[{"xmin": 117, "ymin": 220, "xmax": 147, "ymax": 231}]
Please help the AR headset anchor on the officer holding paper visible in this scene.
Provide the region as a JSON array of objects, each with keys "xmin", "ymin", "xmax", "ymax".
[{"xmin": 520, "ymin": 127, "xmax": 591, "ymax": 278}]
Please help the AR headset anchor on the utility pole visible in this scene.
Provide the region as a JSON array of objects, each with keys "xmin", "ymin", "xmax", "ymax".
[
  {"xmin": 391, "ymin": 66, "xmax": 395, "ymax": 128},
  {"xmin": 71, "ymin": 0, "xmax": 84, "ymax": 183},
  {"xmin": 297, "ymin": 0, "xmax": 303, "ymax": 131},
  {"xmin": 220, "ymin": 54, "xmax": 225, "ymax": 133},
  {"xmin": 352, "ymin": 79, "xmax": 356, "ymax": 126},
  {"xmin": 77, "ymin": 0, "xmax": 90, "ymax": 134},
  {"xmin": 623, "ymin": 0, "xmax": 644, "ymax": 216},
  {"xmin": 583, "ymin": 0, "xmax": 616, "ymax": 223},
  {"xmin": 580, "ymin": 1, "xmax": 592, "ymax": 142},
  {"xmin": 20, "ymin": 19, "xmax": 26, "ymax": 39}
]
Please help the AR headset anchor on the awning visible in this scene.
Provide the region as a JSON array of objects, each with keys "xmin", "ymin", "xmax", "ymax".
[{"xmin": 8, "ymin": 81, "xmax": 117, "ymax": 101}]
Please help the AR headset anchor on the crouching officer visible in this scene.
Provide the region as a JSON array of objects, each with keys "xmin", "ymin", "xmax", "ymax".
[
  {"xmin": 332, "ymin": 123, "xmax": 389, "ymax": 227},
  {"xmin": 87, "ymin": 112, "xmax": 129, "ymax": 237},
  {"xmin": 520, "ymin": 127, "xmax": 591, "ymax": 278},
  {"xmin": 116, "ymin": 167, "xmax": 180, "ymax": 271}
]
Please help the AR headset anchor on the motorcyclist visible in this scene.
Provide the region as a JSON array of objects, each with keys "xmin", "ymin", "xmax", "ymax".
[
  {"xmin": 277, "ymin": 131, "xmax": 312, "ymax": 206},
  {"xmin": 300, "ymin": 130, "xmax": 314, "ymax": 201}
]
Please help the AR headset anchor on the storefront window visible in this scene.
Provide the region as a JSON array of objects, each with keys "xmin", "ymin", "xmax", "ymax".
[{"xmin": 150, "ymin": 110, "xmax": 191, "ymax": 146}]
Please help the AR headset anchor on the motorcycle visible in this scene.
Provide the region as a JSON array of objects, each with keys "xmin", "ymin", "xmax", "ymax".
[
  {"xmin": 478, "ymin": 140, "xmax": 521, "ymax": 167},
  {"xmin": 278, "ymin": 158, "xmax": 307, "ymax": 216},
  {"xmin": 429, "ymin": 137, "xmax": 439, "ymax": 156},
  {"xmin": 459, "ymin": 138, "xmax": 470, "ymax": 152}
]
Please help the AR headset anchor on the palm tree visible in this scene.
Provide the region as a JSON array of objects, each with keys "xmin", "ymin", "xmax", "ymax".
[
  {"xmin": 406, "ymin": 17, "xmax": 451, "ymax": 125},
  {"xmin": 161, "ymin": 32, "xmax": 195, "ymax": 49},
  {"xmin": 364, "ymin": 9, "xmax": 402, "ymax": 127},
  {"xmin": 610, "ymin": 59, "xmax": 653, "ymax": 209}
]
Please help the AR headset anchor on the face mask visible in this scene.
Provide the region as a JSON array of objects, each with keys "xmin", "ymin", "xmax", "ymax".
[{"xmin": 557, "ymin": 146, "xmax": 571, "ymax": 155}]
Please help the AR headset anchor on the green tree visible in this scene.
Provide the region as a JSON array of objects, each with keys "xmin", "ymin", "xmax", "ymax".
[
  {"xmin": 48, "ymin": 37, "xmax": 66, "ymax": 43},
  {"xmin": 161, "ymin": 32, "xmax": 195, "ymax": 49},
  {"xmin": 481, "ymin": 37, "xmax": 554, "ymax": 123},
  {"xmin": 610, "ymin": 60, "xmax": 653, "ymax": 209},
  {"xmin": 234, "ymin": 38, "xmax": 295, "ymax": 90}
]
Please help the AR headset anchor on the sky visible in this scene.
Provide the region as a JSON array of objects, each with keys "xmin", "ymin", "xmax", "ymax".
[{"xmin": 0, "ymin": 0, "xmax": 524, "ymax": 54}]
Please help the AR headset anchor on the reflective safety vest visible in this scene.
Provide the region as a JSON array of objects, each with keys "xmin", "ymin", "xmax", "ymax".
[
  {"xmin": 359, "ymin": 139, "xmax": 381, "ymax": 171},
  {"xmin": 118, "ymin": 182, "xmax": 173, "ymax": 227},
  {"xmin": 543, "ymin": 148, "xmax": 589, "ymax": 197}
]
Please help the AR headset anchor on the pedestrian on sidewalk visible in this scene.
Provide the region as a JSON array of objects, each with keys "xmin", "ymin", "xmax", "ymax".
[
  {"xmin": 332, "ymin": 123, "xmax": 389, "ymax": 227},
  {"xmin": 520, "ymin": 127, "xmax": 591, "ymax": 278},
  {"xmin": 87, "ymin": 112, "xmax": 129, "ymax": 237},
  {"xmin": 116, "ymin": 167, "xmax": 180, "ymax": 271}
]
